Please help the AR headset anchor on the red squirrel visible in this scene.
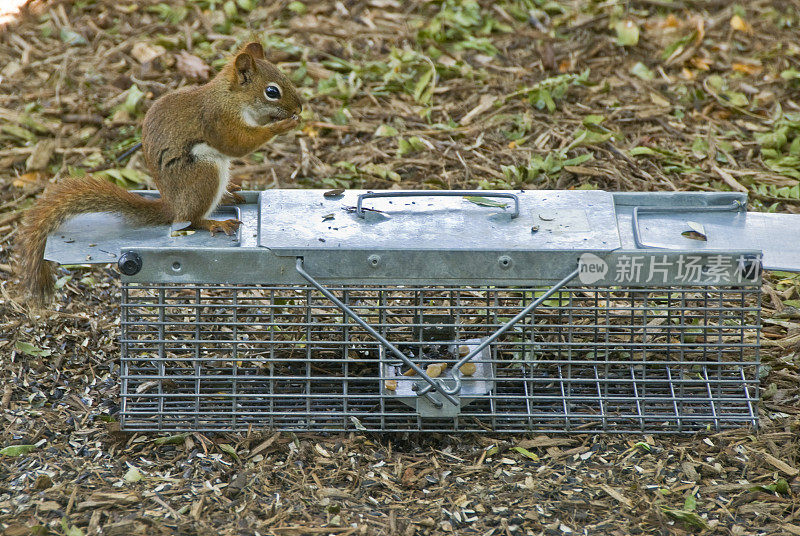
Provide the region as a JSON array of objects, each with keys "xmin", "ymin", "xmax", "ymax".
[{"xmin": 18, "ymin": 42, "xmax": 302, "ymax": 306}]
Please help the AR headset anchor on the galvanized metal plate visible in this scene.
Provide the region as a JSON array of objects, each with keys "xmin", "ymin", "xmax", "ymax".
[
  {"xmin": 258, "ymin": 189, "xmax": 622, "ymax": 253},
  {"xmin": 381, "ymin": 338, "xmax": 495, "ymax": 418},
  {"xmin": 613, "ymin": 192, "xmax": 800, "ymax": 271},
  {"xmin": 43, "ymin": 193, "xmax": 259, "ymax": 265}
]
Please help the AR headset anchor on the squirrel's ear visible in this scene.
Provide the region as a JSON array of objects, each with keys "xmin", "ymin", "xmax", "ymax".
[
  {"xmin": 233, "ymin": 52, "xmax": 254, "ymax": 84},
  {"xmin": 242, "ymin": 42, "xmax": 265, "ymax": 60}
]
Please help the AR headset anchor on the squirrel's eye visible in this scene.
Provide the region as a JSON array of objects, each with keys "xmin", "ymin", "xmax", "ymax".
[{"xmin": 265, "ymin": 84, "xmax": 281, "ymax": 101}]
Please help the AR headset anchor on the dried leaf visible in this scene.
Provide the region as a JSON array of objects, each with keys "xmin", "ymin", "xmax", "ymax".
[
  {"xmin": 26, "ymin": 139, "xmax": 56, "ymax": 171},
  {"xmin": 730, "ymin": 14, "xmax": 752, "ymax": 33},
  {"xmin": 732, "ymin": 62, "xmax": 762, "ymax": 75},
  {"xmin": 131, "ymin": 42, "xmax": 166, "ymax": 64},
  {"xmin": 349, "ymin": 416, "xmax": 367, "ymax": 431},
  {"xmin": 12, "ymin": 171, "xmax": 47, "ymax": 188},
  {"xmin": 682, "ymin": 221, "xmax": 707, "ymax": 241},
  {"xmin": 176, "ymin": 51, "xmax": 211, "ymax": 81},
  {"xmin": 460, "ymin": 95, "xmax": 495, "ymax": 125}
]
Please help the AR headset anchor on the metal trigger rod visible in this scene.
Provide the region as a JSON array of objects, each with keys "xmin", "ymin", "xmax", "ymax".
[
  {"xmin": 414, "ymin": 266, "xmax": 582, "ymax": 398},
  {"xmin": 295, "ymin": 257, "xmax": 460, "ymax": 406}
]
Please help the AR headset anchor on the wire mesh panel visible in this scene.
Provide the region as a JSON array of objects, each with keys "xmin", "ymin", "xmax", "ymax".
[{"xmin": 119, "ymin": 282, "xmax": 760, "ymax": 433}]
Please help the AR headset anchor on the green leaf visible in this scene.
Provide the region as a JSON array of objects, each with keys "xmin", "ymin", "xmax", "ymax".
[
  {"xmin": 755, "ymin": 125, "xmax": 789, "ymax": 149},
  {"xmin": 563, "ymin": 153, "xmax": 593, "ymax": 166},
  {"xmin": 722, "ymin": 91, "xmax": 748, "ymax": 108},
  {"xmin": 220, "ymin": 444, "xmax": 239, "ymax": 461},
  {"xmin": 684, "ymin": 493, "xmax": 697, "ymax": 511},
  {"xmin": 569, "ymin": 128, "xmax": 613, "ymax": 147},
  {"xmin": 236, "ymin": 0, "xmax": 256, "ymax": 10},
  {"xmin": 123, "ymin": 466, "xmax": 143, "ymax": 483},
  {"xmin": 54, "ymin": 275, "xmax": 72, "ymax": 289},
  {"xmin": 397, "ymin": 136, "xmax": 425, "ymax": 157},
  {"xmin": 691, "ymin": 137, "xmax": 709, "ymax": 158},
  {"xmin": 223, "ymin": 0, "xmax": 238, "ymax": 18},
  {"xmin": 361, "ymin": 163, "xmax": 401, "ymax": 182},
  {"xmin": 1, "ymin": 124, "xmax": 35, "ymax": 142},
  {"xmin": 96, "ymin": 168, "xmax": 150, "ymax": 189},
  {"xmin": 287, "ymin": 1, "xmax": 306, "ymax": 14},
  {"xmin": 614, "ymin": 20, "xmax": 639, "ymax": 47},
  {"xmin": 511, "ymin": 446, "xmax": 539, "ymax": 461},
  {"xmin": 630, "ymin": 62, "xmax": 654, "ymax": 81},
  {"xmin": 413, "ymin": 67, "xmax": 435, "ymax": 104},
  {"xmin": 146, "ymin": 3, "xmax": 187, "ymax": 24},
  {"xmin": 14, "ymin": 341, "xmax": 51, "ymax": 357},
  {"xmin": 374, "ymin": 124, "xmax": 399, "ymax": 137},
  {"xmin": 532, "ymin": 88, "xmax": 555, "ymax": 112},
  {"xmin": 60, "ymin": 27, "xmax": 87, "ymax": 46},
  {"xmin": 662, "ymin": 31, "xmax": 696, "ymax": 60},
  {"xmin": 629, "ymin": 146, "xmax": 658, "ymax": 157},
  {"xmin": 661, "ymin": 507, "xmax": 708, "ymax": 529},
  {"xmin": 781, "ymin": 68, "xmax": 800, "ymax": 81},
  {"xmin": 62, "ymin": 519, "xmax": 85, "ymax": 536},
  {"xmin": 485, "ymin": 445, "xmax": 499, "ymax": 456},
  {"xmin": 154, "ymin": 433, "xmax": 188, "ymax": 446},
  {"xmin": 123, "ymin": 84, "xmax": 145, "ymax": 114},
  {"xmin": 463, "ymin": 196, "xmax": 508, "ymax": 209},
  {"xmin": 397, "ymin": 138, "xmax": 412, "ymax": 157},
  {"xmin": 582, "ymin": 114, "xmax": 605, "ymax": 126},
  {"xmin": 749, "ymin": 484, "xmax": 777, "ymax": 493},
  {"xmin": 0, "ymin": 444, "xmax": 36, "ymax": 457}
]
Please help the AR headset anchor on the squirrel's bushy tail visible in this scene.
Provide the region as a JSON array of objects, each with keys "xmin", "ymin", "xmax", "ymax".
[{"xmin": 18, "ymin": 176, "xmax": 172, "ymax": 306}]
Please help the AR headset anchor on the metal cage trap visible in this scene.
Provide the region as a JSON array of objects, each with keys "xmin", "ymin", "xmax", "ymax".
[{"xmin": 44, "ymin": 189, "xmax": 800, "ymax": 433}]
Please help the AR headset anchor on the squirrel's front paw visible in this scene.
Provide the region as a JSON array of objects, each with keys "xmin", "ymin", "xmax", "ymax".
[
  {"xmin": 274, "ymin": 114, "xmax": 300, "ymax": 132},
  {"xmin": 221, "ymin": 191, "xmax": 246, "ymax": 205}
]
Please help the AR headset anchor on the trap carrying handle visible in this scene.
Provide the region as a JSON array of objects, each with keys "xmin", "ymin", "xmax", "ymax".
[
  {"xmin": 631, "ymin": 200, "xmax": 746, "ymax": 249},
  {"xmin": 296, "ymin": 256, "xmax": 581, "ymax": 404},
  {"xmin": 355, "ymin": 191, "xmax": 520, "ymax": 219}
]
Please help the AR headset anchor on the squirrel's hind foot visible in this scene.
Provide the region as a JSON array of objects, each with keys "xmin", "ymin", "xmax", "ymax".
[{"xmin": 193, "ymin": 218, "xmax": 242, "ymax": 236}]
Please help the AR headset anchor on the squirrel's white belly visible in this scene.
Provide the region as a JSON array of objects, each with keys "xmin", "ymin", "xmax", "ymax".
[{"xmin": 190, "ymin": 142, "xmax": 232, "ymax": 218}]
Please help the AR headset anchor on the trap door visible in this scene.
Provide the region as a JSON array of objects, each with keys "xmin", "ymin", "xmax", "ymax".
[{"xmin": 614, "ymin": 191, "xmax": 800, "ymax": 272}]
